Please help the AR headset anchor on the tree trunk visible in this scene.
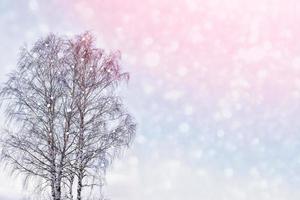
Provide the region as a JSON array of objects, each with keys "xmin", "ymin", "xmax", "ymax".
[
  {"xmin": 77, "ymin": 168, "xmax": 83, "ymax": 200},
  {"xmin": 51, "ymin": 178, "xmax": 56, "ymax": 200},
  {"xmin": 50, "ymin": 149, "xmax": 57, "ymax": 200},
  {"xmin": 55, "ymin": 172, "xmax": 62, "ymax": 200},
  {"xmin": 68, "ymin": 175, "xmax": 74, "ymax": 200},
  {"xmin": 76, "ymin": 111, "xmax": 85, "ymax": 200}
]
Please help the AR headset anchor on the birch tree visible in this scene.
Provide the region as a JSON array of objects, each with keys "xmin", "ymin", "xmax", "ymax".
[
  {"xmin": 0, "ymin": 34, "xmax": 70, "ymax": 200},
  {"xmin": 64, "ymin": 33, "xmax": 136, "ymax": 200},
  {"xmin": 0, "ymin": 32, "xmax": 136, "ymax": 200}
]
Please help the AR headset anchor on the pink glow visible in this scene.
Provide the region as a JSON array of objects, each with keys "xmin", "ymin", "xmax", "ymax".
[{"xmin": 57, "ymin": 0, "xmax": 300, "ymax": 105}]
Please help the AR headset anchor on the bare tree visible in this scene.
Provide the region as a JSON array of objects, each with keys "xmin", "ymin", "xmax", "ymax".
[
  {"xmin": 0, "ymin": 32, "xmax": 136, "ymax": 200},
  {"xmin": 64, "ymin": 33, "xmax": 136, "ymax": 200},
  {"xmin": 0, "ymin": 34, "xmax": 69, "ymax": 200}
]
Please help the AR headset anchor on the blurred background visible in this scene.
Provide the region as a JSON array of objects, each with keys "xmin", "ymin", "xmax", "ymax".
[{"xmin": 1, "ymin": 0, "xmax": 300, "ymax": 199}]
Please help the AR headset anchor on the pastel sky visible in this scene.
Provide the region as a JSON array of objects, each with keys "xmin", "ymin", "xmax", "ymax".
[{"xmin": 1, "ymin": 0, "xmax": 300, "ymax": 199}]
